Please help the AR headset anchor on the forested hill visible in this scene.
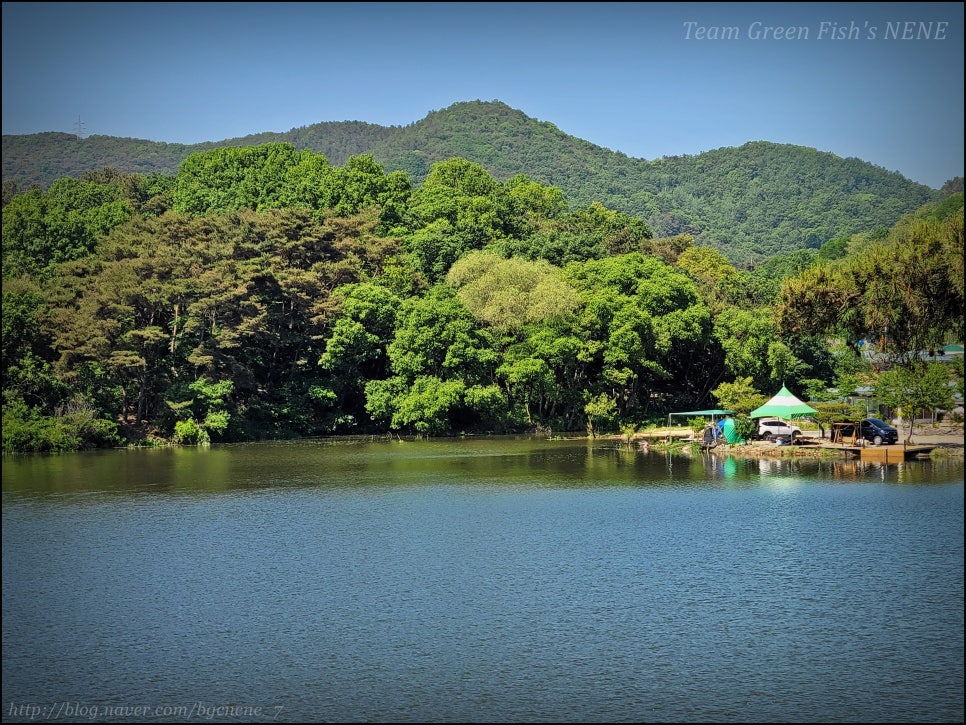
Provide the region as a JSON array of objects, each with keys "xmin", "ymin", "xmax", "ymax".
[{"xmin": 2, "ymin": 100, "xmax": 944, "ymax": 266}]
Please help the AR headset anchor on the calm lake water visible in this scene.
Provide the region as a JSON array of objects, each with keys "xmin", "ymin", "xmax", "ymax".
[{"xmin": 3, "ymin": 437, "xmax": 964, "ymax": 723}]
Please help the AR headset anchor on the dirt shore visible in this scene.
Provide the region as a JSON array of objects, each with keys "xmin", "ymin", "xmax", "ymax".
[
  {"xmin": 631, "ymin": 426, "xmax": 964, "ymax": 458},
  {"xmin": 802, "ymin": 428, "xmax": 964, "ymax": 448}
]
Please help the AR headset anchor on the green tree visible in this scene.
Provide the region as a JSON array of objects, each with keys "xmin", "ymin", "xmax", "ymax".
[
  {"xmin": 712, "ymin": 307, "xmax": 779, "ymax": 391},
  {"xmin": 877, "ymin": 362, "xmax": 955, "ymax": 442},
  {"xmin": 565, "ymin": 252, "xmax": 712, "ymax": 419},
  {"xmin": 676, "ymin": 245, "xmax": 747, "ymax": 313},
  {"xmin": 810, "ymin": 402, "xmax": 865, "ymax": 439},
  {"xmin": 777, "ymin": 207, "xmax": 964, "ymax": 364},
  {"xmin": 744, "ymin": 248, "xmax": 818, "ymax": 304},
  {"xmin": 766, "ymin": 340, "xmax": 809, "ymax": 388},
  {"xmin": 279, "ymin": 151, "xmax": 336, "ymax": 209},
  {"xmin": 496, "ymin": 355, "xmax": 555, "ymax": 426},
  {"xmin": 172, "ymin": 143, "xmax": 306, "ymax": 214},
  {"xmin": 37, "ymin": 207, "xmax": 382, "ymax": 443},
  {"xmin": 389, "ymin": 376, "xmax": 466, "ymax": 436},
  {"xmin": 584, "ymin": 392, "xmax": 616, "ymax": 437},
  {"xmin": 711, "ymin": 377, "xmax": 766, "ymax": 415},
  {"xmin": 404, "ymin": 158, "xmax": 509, "ymax": 281},
  {"xmin": 2, "ymin": 179, "xmax": 133, "ymax": 279},
  {"xmin": 2, "ymin": 392, "xmax": 121, "ymax": 453},
  {"xmin": 329, "ymin": 154, "xmax": 411, "ymax": 227},
  {"xmin": 319, "ymin": 282, "xmax": 401, "ymax": 429},
  {"xmin": 166, "ymin": 378, "xmax": 234, "ymax": 445},
  {"xmin": 446, "ymin": 251, "xmax": 580, "ymax": 334},
  {"xmin": 497, "ymin": 202, "xmax": 653, "ymax": 267},
  {"xmin": 365, "ymin": 285, "xmax": 500, "ymax": 434},
  {"xmin": 500, "ymin": 174, "xmax": 567, "ymax": 239}
]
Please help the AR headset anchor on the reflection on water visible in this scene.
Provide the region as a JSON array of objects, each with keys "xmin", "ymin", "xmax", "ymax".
[
  {"xmin": 3, "ymin": 438, "xmax": 963, "ymax": 723},
  {"xmin": 3, "ymin": 437, "xmax": 963, "ymax": 497}
]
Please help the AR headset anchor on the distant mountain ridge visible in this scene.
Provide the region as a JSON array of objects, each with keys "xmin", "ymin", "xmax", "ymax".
[{"xmin": 2, "ymin": 100, "xmax": 944, "ymax": 266}]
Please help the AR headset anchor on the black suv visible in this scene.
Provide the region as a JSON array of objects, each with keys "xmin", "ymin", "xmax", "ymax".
[{"xmin": 840, "ymin": 418, "xmax": 899, "ymax": 445}]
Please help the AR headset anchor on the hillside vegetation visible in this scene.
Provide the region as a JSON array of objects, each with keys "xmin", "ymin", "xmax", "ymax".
[{"xmin": 2, "ymin": 100, "xmax": 944, "ymax": 266}]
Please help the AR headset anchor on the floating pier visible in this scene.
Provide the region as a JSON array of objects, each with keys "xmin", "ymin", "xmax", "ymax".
[{"xmin": 813, "ymin": 441, "xmax": 936, "ymax": 462}]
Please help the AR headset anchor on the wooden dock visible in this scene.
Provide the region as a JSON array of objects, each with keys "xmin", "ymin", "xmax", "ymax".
[{"xmin": 813, "ymin": 441, "xmax": 936, "ymax": 462}]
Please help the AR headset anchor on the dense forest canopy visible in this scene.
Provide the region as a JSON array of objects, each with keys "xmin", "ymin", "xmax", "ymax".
[
  {"xmin": 3, "ymin": 100, "xmax": 947, "ymax": 268},
  {"xmin": 2, "ymin": 140, "xmax": 962, "ymax": 452}
]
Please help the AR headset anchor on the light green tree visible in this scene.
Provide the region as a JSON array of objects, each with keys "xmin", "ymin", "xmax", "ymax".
[
  {"xmin": 711, "ymin": 376, "xmax": 766, "ymax": 415},
  {"xmin": 584, "ymin": 392, "xmax": 616, "ymax": 438},
  {"xmin": 167, "ymin": 378, "xmax": 234, "ymax": 445},
  {"xmin": 446, "ymin": 251, "xmax": 580, "ymax": 333}
]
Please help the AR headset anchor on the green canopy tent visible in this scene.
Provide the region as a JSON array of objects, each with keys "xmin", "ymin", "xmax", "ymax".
[
  {"xmin": 750, "ymin": 385, "xmax": 817, "ymax": 419},
  {"xmin": 719, "ymin": 416, "xmax": 742, "ymax": 444}
]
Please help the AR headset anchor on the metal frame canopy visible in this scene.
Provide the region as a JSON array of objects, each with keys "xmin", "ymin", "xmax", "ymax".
[{"xmin": 667, "ymin": 409, "xmax": 734, "ymax": 428}]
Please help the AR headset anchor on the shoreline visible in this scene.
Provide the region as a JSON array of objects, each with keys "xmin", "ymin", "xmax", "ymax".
[{"xmin": 622, "ymin": 428, "xmax": 964, "ymax": 459}]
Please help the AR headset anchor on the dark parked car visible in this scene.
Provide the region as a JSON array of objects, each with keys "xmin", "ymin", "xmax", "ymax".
[{"xmin": 839, "ymin": 417, "xmax": 899, "ymax": 445}]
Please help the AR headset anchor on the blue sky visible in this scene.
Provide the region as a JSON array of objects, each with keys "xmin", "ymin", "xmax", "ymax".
[{"xmin": 2, "ymin": 2, "xmax": 963, "ymax": 189}]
